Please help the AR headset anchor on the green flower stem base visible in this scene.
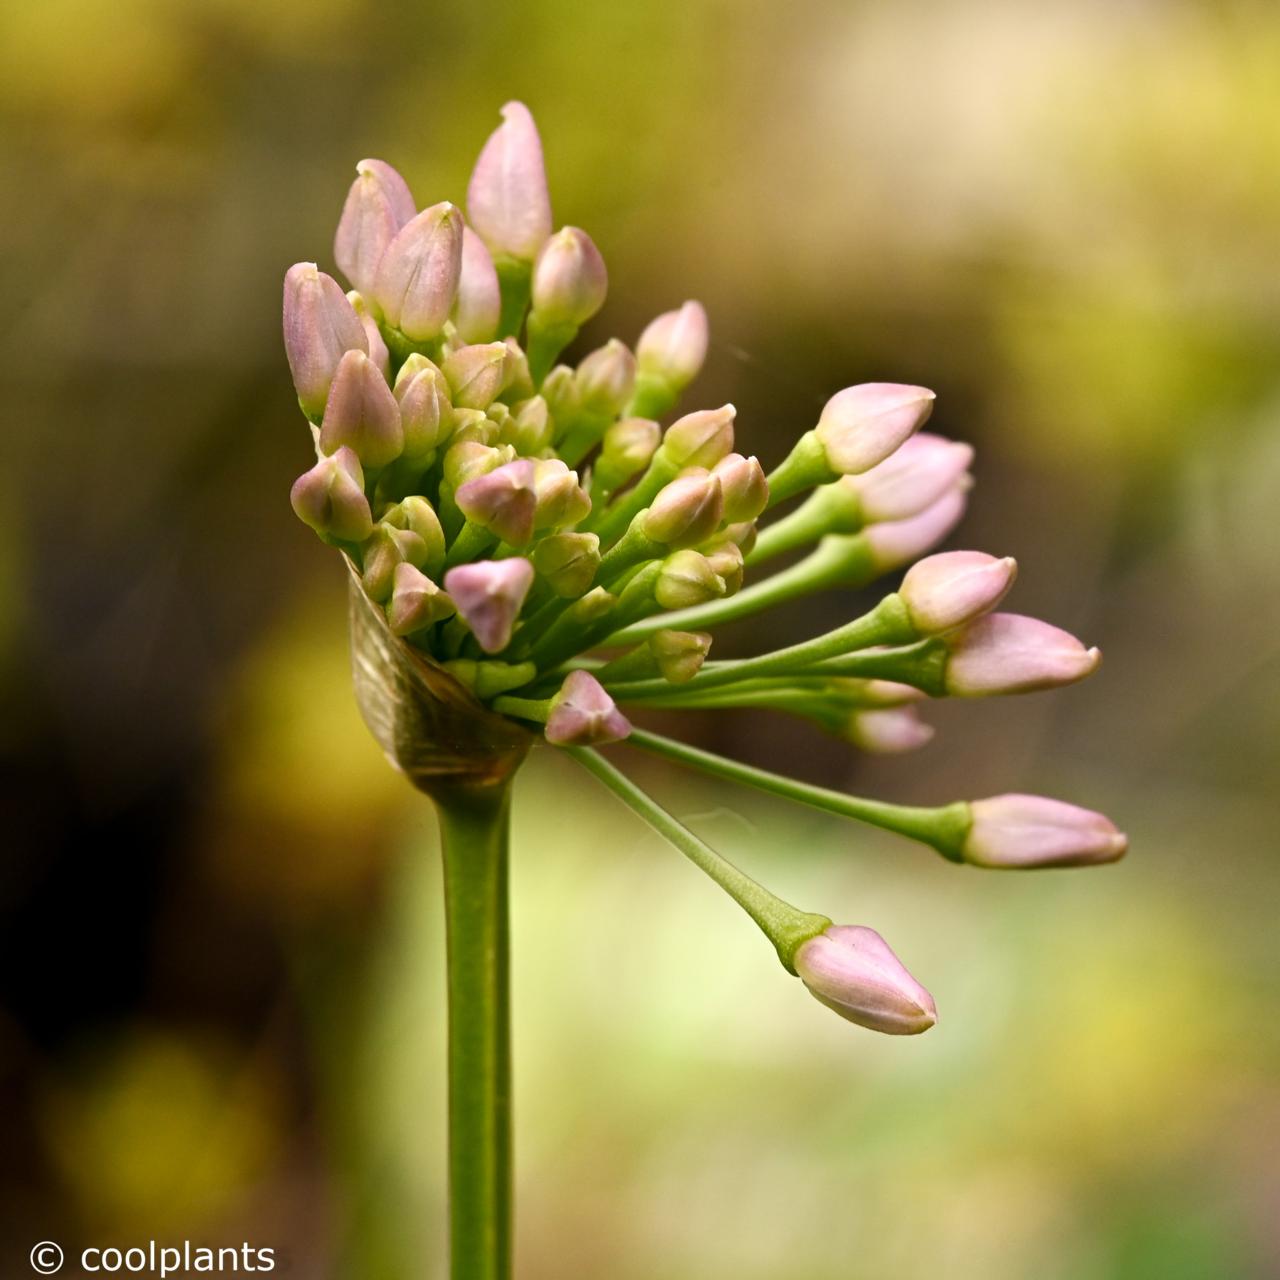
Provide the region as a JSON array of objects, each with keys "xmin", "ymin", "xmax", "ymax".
[{"xmin": 435, "ymin": 780, "xmax": 515, "ymax": 1280}]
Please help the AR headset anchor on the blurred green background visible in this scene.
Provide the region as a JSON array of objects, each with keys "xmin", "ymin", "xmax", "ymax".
[{"xmin": 3, "ymin": 0, "xmax": 1278, "ymax": 1276}]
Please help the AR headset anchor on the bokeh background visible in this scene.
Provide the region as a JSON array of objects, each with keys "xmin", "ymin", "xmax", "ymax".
[{"xmin": 3, "ymin": 0, "xmax": 1279, "ymax": 1276}]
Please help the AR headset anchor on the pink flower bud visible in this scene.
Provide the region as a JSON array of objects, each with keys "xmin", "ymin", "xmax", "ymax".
[
  {"xmin": 384, "ymin": 496, "xmax": 446, "ymax": 578},
  {"xmin": 649, "ymin": 630, "xmax": 712, "ymax": 683},
  {"xmin": 319, "ymin": 349, "xmax": 404, "ymax": 468},
  {"xmin": 453, "ymin": 227, "xmax": 502, "ymax": 343},
  {"xmin": 443, "ymin": 441, "xmax": 514, "ymax": 490},
  {"xmin": 636, "ymin": 300, "xmax": 708, "ymax": 390},
  {"xmin": 643, "ymin": 468, "xmax": 724, "ymax": 548},
  {"xmin": 545, "ymin": 670, "xmax": 632, "ymax": 746},
  {"xmin": 531, "ymin": 531, "xmax": 600, "ymax": 598},
  {"xmin": 467, "ymin": 101, "xmax": 553, "ymax": 261},
  {"xmin": 899, "ymin": 551, "xmax": 1017, "ymax": 635},
  {"xmin": 863, "ymin": 483, "xmax": 970, "ymax": 572},
  {"xmin": 530, "ymin": 227, "xmax": 607, "ymax": 326},
  {"xmin": 599, "ymin": 417, "xmax": 661, "ymax": 475},
  {"xmin": 848, "ymin": 706, "xmax": 935, "ymax": 754},
  {"xmin": 655, "ymin": 550, "xmax": 726, "ymax": 610},
  {"xmin": 574, "ymin": 339, "xmax": 637, "ymax": 414},
  {"xmin": 701, "ymin": 539, "xmax": 744, "ymax": 594},
  {"xmin": 362, "ymin": 524, "xmax": 431, "ymax": 602},
  {"xmin": 455, "ymin": 459, "xmax": 539, "ymax": 547},
  {"xmin": 373, "ymin": 201, "xmax": 465, "ymax": 342},
  {"xmin": 289, "ymin": 447, "xmax": 372, "ymax": 543},
  {"xmin": 964, "ymin": 794, "xmax": 1128, "ymax": 868},
  {"xmin": 815, "ymin": 383, "xmax": 936, "ymax": 475},
  {"xmin": 944, "ymin": 613, "xmax": 1102, "ymax": 695},
  {"xmin": 529, "ymin": 459, "xmax": 589, "ymax": 529},
  {"xmin": 348, "ymin": 290, "xmax": 391, "ymax": 380},
  {"xmin": 387, "ymin": 563, "xmax": 456, "ymax": 636},
  {"xmin": 334, "ymin": 158, "xmax": 416, "ymax": 296},
  {"xmin": 711, "ymin": 453, "xmax": 769, "ymax": 523},
  {"xmin": 443, "ymin": 342, "xmax": 510, "ymax": 410},
  {"xmin": 394, "ymin": 363, "xmax": 450, "ymax": 458},
  {"xmin": 444, "ymin": 558, "xmax": 535, "ymax": 654},
  {"xmin": 282, "ymin": 263, "xmax": 368, "ymax": 419},
  {"xmin": 794, "ymin": 925, "xmax": 936, "ymax": 1035},
  {"xmin": 843, "ymin": 432, "xmax": 974, "ymax": 524},
  {"xmin": 662, "ymin": 405, "xmax": 736, "ymax": 469}
]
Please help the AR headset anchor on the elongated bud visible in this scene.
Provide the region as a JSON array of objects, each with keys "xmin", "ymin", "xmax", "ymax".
[
  {"xmin": 701, "ymin": 539, "xmax": 744, "ymax": 594},
  {"xmin": 467, "ymin": 101, "xmax": 553, "ymax": 261},
  {"xmin": 348, "ymin": 291, "xmax": 391, "ymax": 379},
  {"xmin": 530, "ymin": 227, "xmax": 607, "ymax": 327},
  {"xmin": 815, "ymin": 383, "xmax": 936, "ymax": 475},
  {"xmin": 373, "ymin": 201, "xmax": 465, "ymax": 342},
  {"xmin": 453, "ymin": 227, "xmax": 502, "ymax": 343},
  {"xmin": 596, "ymin": 417, "xmax": 661, "ymax": 491},
  {"xmin": 794, "ymin": 925, "xmax": 937, "ymax": 1035},
  {"xmin": 545, "ymin": 670, "xmax": 632, "ymax": 746},
  {"xmin": 845, "ymin": 433, "xmax": 974, "ymax": 524},
  {"xmin": 944, "ymin": 613, "xmax": 1102, "ymax": 695},
  {"xmin": 290, "ymin": 447, "xmax": 372, "ymax": 542},
  {"xmin": 334, "ymin": 159, "xmax": 416, "ymax": 296},
  {"xmin": 395, "ymin": 364, "xmax": 451, "ymax": 458},
  {"xmin": 644, "ymin": 469, "xmax": 724, "ymax": 548},
  {"xmin": 531, "ymin": 531, "xmax": 600, "ymax": 597},
  {"xmin": 532, "ymin": 458, "xmax": 591, "ymax": 529},
  {"xmin": 455, "ymin": 459, "xmax": 539, "ymax": 546},
  {"xmin": 655, "ymin": 549, "xmax": 726, "ymax": 610},
  {"xmin": 637, "ymin": 300, "xmax": 708, "ymax": 390},
  {"xmin": 899, "ymin": 551, "xmax": 1017, "ymax": 635},
  {"xmin": 383, "ymin": 496, "xmax": 446, "ymax": 578},
  {"xmin": 711, "ymin": 453, "xmax": 768, "ymax": 523},
  {"xmin": 443, "ymin": 342, "xmax": 510, "ymax": 410},
  {"xmin": 848, "ymin": 706, "xmax": 935, "ymax": 753},
  {"xmin": 662, "ymin": 405, "xmax": 735, "ymax": 469},
  {"xmin": 504, "ymin": 396, "xmax": 554, "ymax": 454},
  {"xmin": 965, "ymin": 795, "xmax": 1127, "ymax": 868},
  {"xmin": 282, "ymin": 263, "xmax": 368, "ymax": 419},
  {"xmin": 864, "ymin": 483, "xmax": 969, "ymax": 573},
  {"xmin": 319, "ymin": 349, "xmax": 404, "ymax": 468},
  {"xmin": 387, "ymin": 563, "xmax": 456, "ymax": 635},
  {"xmin": 444, "ymin": 558, "xmax": 535, "ymax": 653},
  {"xmin": 650, "ymin": 629, "xmax": 712, "ymax": 683},
  {"xmin": 574, "ymin": 339, "xmax": 637, "ymax": 414}
]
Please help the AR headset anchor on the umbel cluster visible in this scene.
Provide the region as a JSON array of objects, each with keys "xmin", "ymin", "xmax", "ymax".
[{"xmin": 283, "ymin": 103, "xmax": 1126, "ymax": 1034}]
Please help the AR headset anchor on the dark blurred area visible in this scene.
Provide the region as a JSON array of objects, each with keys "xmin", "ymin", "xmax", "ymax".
[{"xmin": 3, "ymin": 1, "xmax": 1279, "ymax": 1276}]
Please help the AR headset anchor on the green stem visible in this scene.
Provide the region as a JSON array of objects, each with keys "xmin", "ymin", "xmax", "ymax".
[
  {"xmin": 569, "ymin": 747, "xmax": 830, "ymax": 969},
  {"xmin": 435, "ymin": 782, "xmax": 515, "ymax": 1280}
]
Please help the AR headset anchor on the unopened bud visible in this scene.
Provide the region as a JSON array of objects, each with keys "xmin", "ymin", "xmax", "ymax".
[
  {"xmin": 655, "ymin": 550, "xmax": 726, "ymax": 610},
  {"xmin": 711, "ymin": 453, "xmax": 768, "ymax": 523},
  {"xmin": 449, "ymin": 410, "xmax": 499, "ymax": 446},
  {"xmin": 500, "ymin": 338, "xmax": 535, "ymax": 400},
  {"xmin": 531, "ymin": 531, "xmax": 600, "ymax": 597},
  {"xmin": 848, "ymin": 707, "xmax": 935, "ymax": 753},
  {"xmin": 701, "ymin": 539, "xmax": 744, "ymax": 594},
  {"xmin": 442, "ymin": 658, "xmax": 539, "ymax": 700},
  {"xmin": 899, "ymin": 551, "xmax": 1017, "ymax": 635},
  {"xmin": 444, "ymin": 558, "xmax": 535, "ymax": 653},
  {"xmin": 662, "ymin": 405, "xmax": 736, "ymax": 469},
  {"xmin": 540, "ymin": 364, "xmax": 579, "ymax": 421},
  {"xmin": 334, "ymin": 158, "xmax": 416, "ymax": 296},
  {"xmin": 650, "ymin": 629, "xmax": 712, "ymax": 683},
  {"xmin": 596, "ymin": 417, "xmax": 661, "ymax": 491},
  {"xmin": 574, "ymin": 339, "xmax": 637, "ymax": 415},
  {"xmin": 532, "ymin": 459, "xmax": 591, "ymax": 529},
  {"xmin": 794, "ymin": 925, "xmax": 937, "ymax": 1035},
  {"xmin": 443, "ymin": 441, "xmax": 515, "ymax": 490},
  {"xmin": 373, "ymin": 201, "xmax": 465, "ymax": 342},
  {"xmin": 348, "ymin": 290, "xmax": 391, "ymax": 380},
  {"xmin": 643, "ymin": 469, "xmax": 724, "ymax": 547},
  {"xmin": 530, "ymin": 227, "xmax": 607, "ymax": 327},
  {"xmin": 362, "ymin": 523, "xmax": 430, "ymax": 602},
  {"xmin": 455, "ymin": 459, "xmax": 539, "ymax": 546},
  {"xmin": 394, "ymin": 361, "xmax": 451, "ymax": 458},
  {"xmin": 844, "ymin": 432, "xmax": 973, "ymax": 524},
  {"xmin": 721, "ymin": 520, "xmax": 758, "ymax": 556},
  {"xmin": 387, "ymin": 562, "xmax": 456, "ymax": 635},
  {"xmin": 319, "ymin": 349, "xmax": 404, "ymax": 468},
  {"xmin": 467, "ymin": 101, "xmax": 553, "ymax": 261},
  {"xmin": 964, "ymin": 794, "xmax": 1128, "ymax": 868},
  {"xmin": 815, "ymin": 383, "xmax": 936, "ymax": 475},
  {"xmin": 636, "ymin": 300, "xmax": 708, "ymax": 390},
  {"xmin": 443, "ymin": 342, "xmax": 510, "ymax": 410},
  {"xmin": 383, "ymin": 496, "xmax": 446, "ymax": 577},
  {"xmin": 504, "ymin": 396, "xmax": 554, "ymax": 454},
  {"xmin": 282, "ymin": 263, "xmax": 368, "ymax": 420},
  {"xmin": 289, "ymin": 447, "xmax": 372, "ymax": 543},
  {"xmin": 545, "ymin": 670, "xmax": 632, "ymax": 746},
  {"xmin": 453, "ymin": 227, "xmax": 502, "ymax": 343},
  {"xmin": 864, "ymin": 483, "xmax": 969, "ymax": 573},
  {"xmin": 944, "ymin": 613, "xmax": 1102, "ymax": 695}
]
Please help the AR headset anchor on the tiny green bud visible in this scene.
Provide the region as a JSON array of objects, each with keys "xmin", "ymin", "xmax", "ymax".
[
  {"xmin": 503, "ymin": 396, "xmax": 554, "ymax": 454},
  {"xmin": 383, "ymin": 496, "xmax": 446, "ymax": 578},
  {"xmin": 443, "ymin": 441, "xmax": 515, "ymax": 490},
  {"xmin": 661, "ymin": 405, "xmax": 736, "ymax": 469},
  {"xmin": 649, "ymin": 629, "xmax": 712, "ymax": 683},
  {"xmin": 443, "ymin": 342, "xmax": 511, "ymax": 411},
  {"xmin": 531, "ymin": 531, "xmax": 601, "ymax": 597},
  {"xmin": 701, "ymin": 539, "xmax": 744, "ymax": 595},
  {"xmin": 711, "ymin": 453, "xmax": 768, "ymax": 523},
  {"xmin": 574, "ymin": 339, "xmax": 637, "ymax": 415},
  {"xmin": 362, "ymin": 523, "xmax": 430, "ymax": 602},
  {"xmin": 595, "ymin": 417, "xmax": 661, "ymax": 493},
  {"xmin": 442, "ymin": 658, "xmax": 539, "ymax": 699},
  {"xmin": 532, "ymin": 459, "xmax": 591, "ymax": 530},
  {"xmin": 655, "ymin": 550, "xmax": 726, "ymax": 610}
]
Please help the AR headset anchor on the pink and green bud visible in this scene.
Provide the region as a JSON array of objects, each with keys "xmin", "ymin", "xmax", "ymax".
[
  {"xmin": 595, "ymin": 417, "xmax": 661, "ymax": 492},
  {"xmin": 539, "ymin": 364, "xmax": 579, "ymax": 421},
  {"xmin": 443, "ymin": 342, "xmax": 510, "ymax": 410},
  {"xmin": 500, "ymin": 338, "xmax": 535, "ymax": 400},
  {"xmin": 843, "ymin": 432, "xmax": 973, "ymax": 524},
  {"xmin": 899, "ymin": 551, "xmax": 1017, "ymax": 635},
  {"xmin": 319, "ymin": 348, "xmax": 404, "ymax": 468},
  {"xmin": 394, "ymin": 362, "xmax": 451, "ymax": 458},
  {"xmin": 348, "ymin": 290, "xmax": 391, "ymax": 380},
  {"xmin": 794, "ymin": 925, "xmax": 937, "ymax": 1035},
  {"xmin": 531, "ymin": 531, "xmax": 601, "ymax": 597},
  {"xmin": 964, "ymin": 794, "xmax": 1127, "ymax": 868},
  {"xmin": 334, "ymin": 158, "xmax": 416, "ymax": 297},
  {"xmin": 863, "ymin": 483, "xmax": 970, "ymax": 573},
  {"xmin": 848, "ymin": 706, "xmax": 935, "ymax": 754},
  {"xmin": 814, "ymin": 383, "xmax": 936, "ymax": 475},
  {"xmin": 362, "ymin": 523, "xmax": 432, "ymax": 602},
  {"xmin": 636, "ymin": 300, "xmax": 708, "ymax": 391},
  {"xmin": 289, "ymin": 447, "xmax": 372, "ymax": 543},
  {"xmin": 721, "ymin": 520, "xmax": 759, "ymax": 556},
  {"xmin": 383, "ymin": 496, "xmax": 446, "ymax": 578},
  {"xmin": 944, "ymin": 613, "xmax": 1102, "ymax": 696},
  {"xmin": 450, "ymin": 226, "xmax": 502, "ymax": 344},
  {"xmin": 455, "ymin": 459, "xmax": 539, "ymax": 546},
  {"xmin": 700, "ymin": 539, "xmax": 744, "ymax": 595},
  {"xmin": 650, "ymin": 629, "xmax": 712, "ymax": 683},
  {"xmin": 530, "ymin": 227, "xmax": 607, "ymax": 327},
  {"xmin": 444, "ymin": 558, "xmax": 535, "ymax": 653},
  {"xmin": 387, "ymin": 562, "xmax": 456, "ymax": 636},
  {"xmin": 502, "ymin": 396, "xmax": 553, "ymax": 454},
  {"xmin": 466, "ymin": 101, "xmax": 553, "ymax": 262},
  {"xmin": 449, "ymin": 410, "xmax": 500, "ymax": 447},
  {"xmin": 373, "ymin": 201, "xmax": 465, "ymax": 342},
  {"xmin": 661, "ymin": 405, "xmax": 736, "ymax": 470},
  {"xmin": 532, "ymin": 459, "xmax": 591, "ymax": 529},
  {"xmin": 643, "ymin": 469, "xmax": 724, "ymax": 548},
  {"xmin": 443, "ymin": 441, "xmax": 515, "ymax": 490},
  {"xmin": 545, "ymin": 670, "xmax": 632, "ymax": 746},
  {"xmin": 574, "ymin": 339, "xmax": 637, "ymax": 415},
  {"xmin": 655, "ymin": 550, "xmax": 726, "ymax": 610},
  {"xmin": 282, "ymin": 262, "xmax": 368, "ymax": 420},
  {"xmin": 711, "ymin": 453, "xmax": 769, "ymax": 523}
]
